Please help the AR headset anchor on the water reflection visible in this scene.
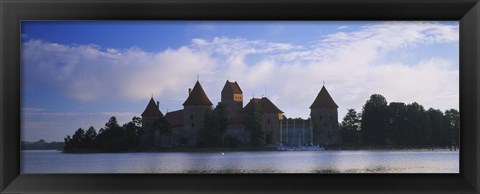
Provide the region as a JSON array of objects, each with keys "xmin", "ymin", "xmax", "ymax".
[{"xmin": 21, "ymin": 150, "xmax": 459, "ymax": 173}]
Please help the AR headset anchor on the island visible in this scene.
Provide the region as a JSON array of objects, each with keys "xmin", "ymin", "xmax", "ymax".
[{"xmin": 61, "ymin": 80, "xmax": 459, "ymax": 153}]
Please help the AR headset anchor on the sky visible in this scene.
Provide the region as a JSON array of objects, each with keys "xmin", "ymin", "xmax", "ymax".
[{"xmin": 21, "ymin": 21, "xmax": 459, "ymax": 142}]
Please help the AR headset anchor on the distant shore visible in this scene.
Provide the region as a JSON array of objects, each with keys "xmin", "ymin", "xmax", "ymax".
[
  {"xmin": 22, "ymin": 139, "xmax": 458, "ymax": 153},
  {"xmin": 53, "ymin": 145, "xmax": 460, "ymax": 153},
  {"xmin": 60, "ymin": 146, "xmax": 277, "ymax": 153},
  {"xmin": 21, "ymin": 140, "xmax": 64, "ymax": 150},
  {"xmin": 324, "ymin": 145, "xmax": 458, "ymax": 151}
]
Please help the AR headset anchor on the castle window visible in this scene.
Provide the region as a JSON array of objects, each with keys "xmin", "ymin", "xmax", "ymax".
[
  {"xmin": 267, "ymin": 119, "xmax": 271, "ymax": 124},
  {"xmin": 191, "ymin": 123, "xmax": 195, "ymax": 128},
  {"xmin": 190, "ymin": 115, "xmax": 194, "ymax": 120}
]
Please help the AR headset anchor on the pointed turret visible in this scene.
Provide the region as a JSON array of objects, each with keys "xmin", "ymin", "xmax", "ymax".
[
  {"xmin": 310, "ymin": 85, "xmax": 339, "ymax": 145},
  {"xmin": 140, "ymin": 97, "xmax": 164, "ymax": 147},
  {"xmin": 183, "ymin": 81, "xmax": 213, "ymax": 106},
  {"xmin": 141, "ymin": 97, "xmax": 163, "ymax": 117},
  {"xmin": 181, "ymin": 80, "xmax": 213, "ymax": 146},
  {"xmin": 310, "ymin": 86, "xmax": 338, "ymax": 109}
]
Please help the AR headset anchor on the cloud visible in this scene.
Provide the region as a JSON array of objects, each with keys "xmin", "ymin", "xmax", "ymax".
[
  {"xmin": 22, "ymin": 40, "xmax": 215, "ymax": 103},
  {"xmin": 190, "ymin": 37, "xmax": 298, "ymax": 56},
  {"xmin": 191, "ymin": 38, "xmax": 209, "ymax": 46},
  {"xmin": 21, "ymin": 108, "xmax": 138, "ymax": 141},
  {"xmin": 184, "ymin": 21, "xmax": 459, "ymax": 119},
  {"xmin": 22, "ymin": 21, "xmax": 459, "ymax": 122},
  {"xmin": 322, "ymin": 22, "xmax": 458, "ymax": 54}
]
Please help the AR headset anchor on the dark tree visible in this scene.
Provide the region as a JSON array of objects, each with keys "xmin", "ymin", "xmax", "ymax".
[
  {"xmin": 427, "ymin": 108, "xmax": 448, "ymax": 146},
  {"xmin": 63, "ymin": 128, "xmax": 86, "ymax": 151},
  {"xmin": 215, "ymin": 102, "xmax": 229, "ymax": 140},
  {"xmin": 404, "ymin": 102, "xmax": 431, "ymax": 145},
  {"xmin": 63, "ymin": 115, "xmax": 145, "ymax": 152},
  {"xmin": 198, "ymin": 108, "xmax": 216, "ymax": 147},
  {"xmin": 123, "ymin": 117, "xmax": 142, "ymax": 149},
  {"xmin": 387, "ymin": 102, "xmax": 408, "ymax": 145},
  {"xmin": 84, "ymin": 126, "xmax": 97, "ymax": 148},
  {"xmin": 444, "ymin": 109, "xmax": 459, "ymax": 147},
  {"xmin": 152, "ymin": 115, "xmax": 170, "ymax": 146},
  {"xmin": 96, "ymin": 116, "xmax": 128, "ymax": 151},
  {"xmin": 105, "ymin": 116, "xmax": 121, "ymax": 132},
  {"xmin": 350, "ymin": 93, "xmax": 458, "ymax": 147},
  {"xmin": 71, "ymin": 128, "xmax": 86, "ymax": 148},
  {"xmin": 339, "ymin": 109, "xmax": 361, "ymax": 145},
  {"xmin": 361, "ymin": 94, "xmax": 389, "ymax": 145},
  {"xmin": 244, "ymin": 102, "xmax": 263, "ymax": 147},
  {"xmin": 63, "ymin": 135, "xmax": 73, "ymax": 151},
  {"xmin": 197, "ymin": 103, "xmax": 228, "ymax": 147}
]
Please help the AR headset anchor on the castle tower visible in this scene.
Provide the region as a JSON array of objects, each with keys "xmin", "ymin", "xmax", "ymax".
[
  {"xmin": 221, "ymin": 80, "xmax": 243, "ymax": 121},
  {"xmin": 244, "ymin": 97, "xmax": 284, "ymax": 145},
  {"xmin": 141, "ymin": 97, "xmax": 163, "ymax": 146},
  {"xmin": 182, "ymin": 80, "xmax": 213, "ymax": 146},
  {"xmin": 310, "ymin": 85, "xmax": 339, "ymax": 146}
]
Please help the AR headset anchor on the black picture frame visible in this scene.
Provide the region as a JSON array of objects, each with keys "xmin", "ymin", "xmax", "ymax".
[{"xmin": 1, "ymin": 0, "xmax": 479, "ymax": 193}]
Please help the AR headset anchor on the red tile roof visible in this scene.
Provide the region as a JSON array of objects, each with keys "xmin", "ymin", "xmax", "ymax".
[
  {"xmin": 164, "ymin": 109, "xmax": 184, "ymax": 127},
  {"xmin": 244, "ymin": 97, "xmax": 283, "ymax": 113},
  {"xmin": 182, "ymin": 81, "xmax": 213, "ymax": 106},
  {"xmin": 141, "ymin": 97, "xmax": 163, "ymax": 117},
  {"xmin": 222, "ymin": 80, "xmax": 243, "ymax": 94},
  {"xmin": 310, "ymin": 86, "xmax": 338, "ymax": 108}
]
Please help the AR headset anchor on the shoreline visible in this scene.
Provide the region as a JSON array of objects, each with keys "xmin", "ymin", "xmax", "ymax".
[
  {"xmin": 58, "ymin": 146, "xmax": 277, "ymax": 153},
  {"xmin": 24, "ymin": 145, "xmax": 460, "ymax": 153},
  {"xmin": 325, "ymin": 145, "xmax": 458, "ymax": 151}
]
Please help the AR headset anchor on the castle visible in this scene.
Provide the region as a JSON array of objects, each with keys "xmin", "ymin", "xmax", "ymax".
[{"xmin": 140, "ymin": 80, "xmax": 339, "ymax": 147}]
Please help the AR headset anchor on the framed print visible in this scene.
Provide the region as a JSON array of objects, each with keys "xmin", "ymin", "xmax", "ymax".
[{"xmin": 1, "ymin": 0, "xmax": 479, "ymax": 193}]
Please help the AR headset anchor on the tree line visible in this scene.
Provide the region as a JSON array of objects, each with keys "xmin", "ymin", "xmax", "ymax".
[
  {"xmin": 339, "ymin": 94, "xmax": 459, "ymax": 147},
  {"xmin": 22, "ymin": 139, "xmax": 64, "ymax": 150},
  {"xmin": 63, "ymin": 116, "xmax": 142, "ymax": 152},
  {"xmin": 63, "ymin": 94, "xmax": 458, "ymax": 151}
]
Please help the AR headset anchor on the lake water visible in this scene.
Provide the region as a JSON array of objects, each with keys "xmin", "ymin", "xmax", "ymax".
[{"xmin": 21, "ymin": 150, "xmax": 459, "ymax": 173}]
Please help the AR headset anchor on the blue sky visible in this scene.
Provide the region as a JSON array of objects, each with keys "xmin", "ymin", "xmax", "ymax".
[{"xmin": 21, "ymin": 21, "xmax": 459, "ymax": 142}]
